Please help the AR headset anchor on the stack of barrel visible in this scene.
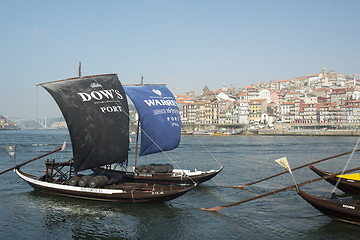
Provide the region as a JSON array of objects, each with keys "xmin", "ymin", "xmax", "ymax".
[
  {"xmin": 68, "ymin": 173, "xmax": 120, "ymax": 188},
  {"xmin": 134, "ymin": 163, "xmax": 174, "ymax": 174}
]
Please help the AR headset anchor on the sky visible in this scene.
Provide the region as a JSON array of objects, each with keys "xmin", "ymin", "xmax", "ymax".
[{"xmin": 1, "ymin": 0, "xmax": 359, "ymax": 118}]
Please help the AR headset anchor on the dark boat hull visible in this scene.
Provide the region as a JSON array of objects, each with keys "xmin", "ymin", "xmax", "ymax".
[
  {"xmin": 15, "ymin": 168, "xmax": 194, "ymax": 203},
  {"xmin": 298, "ymin": 189, "xmax": 360, "ymax": 225},
  {"xmin": 95, "ymin": 166, "xmax": 225, "ymax": 185},
  {"xmin": 309, "ymin": 165, "xmax": 360, "ymax": 194}
]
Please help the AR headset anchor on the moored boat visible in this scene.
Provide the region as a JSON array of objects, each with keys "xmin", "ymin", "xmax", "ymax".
[
  {"xmin": 13, "ymin": 73, "xmax": 195, "ymax": 203},
  {"xmin": 15, "ymin": 167, "xmax": 193, "ymax": 203},
  {"xmin": 298, "ymin": 189, "xmax": 360, "ymax": 225},
  {"xmin": 181, "ymin": 130, "xmax": 194, "ymax": 135},
  {"xmin": 96, "ymin": 165, "xmax": 224, "ymax": 184},
  {"xmin": 309, "ymin": 165, "xmax": 360, "ymax": 194}
]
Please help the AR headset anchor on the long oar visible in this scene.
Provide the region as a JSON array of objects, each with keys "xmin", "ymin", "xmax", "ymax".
[
  {"xmin": 232, "ymin": 149, "xmax": 360, "ymax": 189},
  {"xmin": 201, "ymin": 165, "xmax": 360, "ymax": 212},
  {"xmin": 0, "ymin": 144, "xmax": 65, "ymax": 175}
]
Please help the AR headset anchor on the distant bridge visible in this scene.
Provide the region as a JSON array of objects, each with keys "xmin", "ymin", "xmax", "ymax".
[{"xmin": 13, "ymin": 117, "xmax": 49, "ymax": 128}]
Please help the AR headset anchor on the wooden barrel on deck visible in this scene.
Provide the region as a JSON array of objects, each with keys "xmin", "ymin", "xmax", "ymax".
[
  {"xmin": 89, "ymin": 175, "xmax": 109, "ymax": 188},
  {"xmin": 78, "ymin": 175, "xmax": 92, "ymax": 187},
  {"xmin": 68, "ymin": 174, "xmax": 84, "ymax": 186}
]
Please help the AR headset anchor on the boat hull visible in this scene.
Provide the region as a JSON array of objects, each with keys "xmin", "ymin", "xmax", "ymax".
[
  {"xmin": 15, "ymin": 168, "xmax": 194, "ymax": 203},
  {"xmin": 95, "ymin": 166, "xmax": 225, "ymax": 185},
  {"xmin": 298, "ymin": 190, "xmax": 360, "ymax": 225},
  {"xmin": 309, "ymin": 165, "xmax": 360, "ymax": 194}
]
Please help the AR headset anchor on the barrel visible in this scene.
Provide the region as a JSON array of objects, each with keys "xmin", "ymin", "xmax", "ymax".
[
  {"xmin": 78, "ymin": 175, "xmax": 92, "ymax": 187},
  {"xmin": 108, "ymin": 177, "xmax": 121, "ymax": 185},
  {"xmin": 68, "ymin": 174, "xmax": 84, "ymax": 186},
  {"xmin": 144, "ymin": 165, "xmax": 153, "ymax": 173},
  {"xmin": 163, "ymin": 164, "xmax": 174, "ymax": 173},
  {"xmin": 89, "ymin": 175, "xmax": 109, "ymax": 188}
]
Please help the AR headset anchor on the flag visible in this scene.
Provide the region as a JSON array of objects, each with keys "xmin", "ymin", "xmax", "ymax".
[
  {"xmin": 275, "ymin": 157, "xmax": 292, "ymax": 174},
  {"xmin": 5, "ymin": 145, "xmax": 16, "ymax": 159},
  {"xmin": 61, "ymin": 142, "xmax": 66, "ymax": 151}
]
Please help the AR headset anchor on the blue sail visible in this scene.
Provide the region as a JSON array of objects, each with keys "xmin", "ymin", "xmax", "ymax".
[{"xmin": 124, "ymin": 85, "xmax": 181, "ymax": 156}]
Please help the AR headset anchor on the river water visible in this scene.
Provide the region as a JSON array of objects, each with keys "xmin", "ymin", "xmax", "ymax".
[{"xmin": 1, "ymin": 129, "xmax": 360, "ymax": 239}]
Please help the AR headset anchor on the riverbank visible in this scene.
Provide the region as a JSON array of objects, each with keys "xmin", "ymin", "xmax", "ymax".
[
  {"xmin": 182, "ymin": 122, "xmax": 360, "ymax": 136},
  {"xmin": 257, "ymin": 129, "xmax": 360, "ymax": 136}
]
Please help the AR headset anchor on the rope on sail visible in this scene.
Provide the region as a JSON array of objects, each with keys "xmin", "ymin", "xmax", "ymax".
[{"xmin": 331, "ymin": 136, "xmax": 360, "ymax": 195}]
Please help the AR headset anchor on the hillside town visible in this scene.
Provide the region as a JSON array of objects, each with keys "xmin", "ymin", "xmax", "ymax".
[
  {"xmin": 176, "ymin": 67, "xmax": 360, "ymax": 131},
  {"xmin": 0, "ymin": 116, "xmax": 18, "ymax": 130}
]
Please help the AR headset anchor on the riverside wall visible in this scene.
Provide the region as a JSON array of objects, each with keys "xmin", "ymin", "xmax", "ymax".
[
  {"xmin": 180, "ymin": 123, "xmax": 360, "ymax": 136},
  {"xmin": 257, "ymin": 129, "xmax": 360, "ymax": 136}
]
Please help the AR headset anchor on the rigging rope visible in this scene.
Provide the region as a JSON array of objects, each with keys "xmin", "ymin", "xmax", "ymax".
[
  {"xmin": 91, "ymin": 77, "xmax": 228, "ymax": 185},
  {"xmin": 193, "ymin": 134, "xmax": 223, "ymax": 168},
  {"xmin": 331, "ymin": 136, "xmax": 360, "ymax": 194},
  {"xmin": 91, "ymin": 77, "xmax": 198, "ymax": 184}
]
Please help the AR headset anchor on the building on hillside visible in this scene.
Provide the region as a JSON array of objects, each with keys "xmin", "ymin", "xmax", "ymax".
[
  {"xmin": 216, "ymin": 92, "xmax": 235, "ymax": 102},
  {"xmin": 246, "ymin": 88, "xmax": 259, "ymax": 100},
  {"xmin": 280, "ymin": 101, "xmax": 293, "ymax": 123},
  {"xmin": 304, "ymin": 93, "xmax": 318, "ymax": 104},
  {"xmin": 342, "ymin": 100, "xmax": 360, "ymax": 123},
  {"xmin": 330, "ymin": 88, "xmax": 347, "ymax": 105},
  {"xmin": 301, "ymin": 103, "xmax": 317, "ymax": 123},
  {"xmin": 270, "ymin": 91, "xmax": 281, "ymax": 104},
  {"xmin": 218, "ymin": 100, "xmax": 234, "ymax": 124},
  {"xmin": 274, "ymin": 79, "xmax": 291, "ymax": 91},
  {"xmin": 249, "ymin": 99, "xmax": 267, "ymax": 124},
  {"xmin": 238, "ymin": 102, "xmax": 250, "ymax": 124},
  {"xmin": 211, "ymin": 99, "xmax": 219, "ymax": 124},
  {"xmin": 236, "ymin": 92, "xmax": 248, "ymax": 103},
  {"xmin": 259, "ymin": 89, "xmax": 271, "ymax": 103},
  {"xmin": 328, "ymin": 106, "xmax": 341, "ymax": 123}
]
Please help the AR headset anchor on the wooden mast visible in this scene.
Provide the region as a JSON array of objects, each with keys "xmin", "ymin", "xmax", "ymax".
[
  {"xmin": 134, "ymin": 75, "xmax": 144, "ymax": 168},
  {"xmin": 78, "ymin": 62, "xmax": 82, "ymax": 77}
]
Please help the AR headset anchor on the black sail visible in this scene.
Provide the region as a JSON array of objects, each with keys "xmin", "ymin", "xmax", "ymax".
[{"xmin": 39, "ymin": 74, "xmax": 129, "ymax": 172}]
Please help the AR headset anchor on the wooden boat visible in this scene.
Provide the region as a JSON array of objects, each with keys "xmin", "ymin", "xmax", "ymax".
[
  {"xmin": 298, "ymin": 189, "xmax": 360, "ymax": 225},
  {"xmin": 96, "ymin": 165, "xmax": 224, "ymax": 184},
  {"xmin": 96, "ymin": 82, "xmax": 224, "ymax": 184},
  {"xmin": 271, "ymin": 156, "xmax": 360, "ymax": 225},
  {"xmin": 14, "ymin": 74, "xmax": 194, "ymax": 203},
  {"xmin": 181, "ymin": 130, "xmax": 194, "ymax": 135},
  {"xmin": 309, "ymin": 165, "xmax": 360, "ymax": 194}
]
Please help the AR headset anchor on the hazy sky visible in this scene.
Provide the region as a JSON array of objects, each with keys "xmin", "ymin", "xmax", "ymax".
[{"xmin": 1, "ymin": 0, "xmax": 359, "ymax": 118}]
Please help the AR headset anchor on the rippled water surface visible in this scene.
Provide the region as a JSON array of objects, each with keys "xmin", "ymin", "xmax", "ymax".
[{"xmin": 1, "ymin": 129, "xmax": 360, "ymax": 239}]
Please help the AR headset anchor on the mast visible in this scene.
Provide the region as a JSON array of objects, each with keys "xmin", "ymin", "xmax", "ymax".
[
  {"xmin": 78, "ymin": 62, "xmax": 82, "ymax": 77},
  {"xmin": 134, "ymin": 75, "xmax": 143, "ymax": 168}
]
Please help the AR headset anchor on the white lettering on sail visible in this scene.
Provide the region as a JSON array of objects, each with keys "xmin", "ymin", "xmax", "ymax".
[
  {"xmin": 100, "ymin": 106, "xmax": 123, "ymax": 113},
  {"xmin": 144, "ymin": 99, "xmax": 178, "ymax": 107},
  {"xmin": 77, "ymin": 89, "xmax": 123, "ymax": 102}
]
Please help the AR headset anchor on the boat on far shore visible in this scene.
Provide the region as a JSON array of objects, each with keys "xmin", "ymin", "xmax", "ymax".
[{"xmin": 181, "ymin": 130, "xmax": 194, "ymax": 135}]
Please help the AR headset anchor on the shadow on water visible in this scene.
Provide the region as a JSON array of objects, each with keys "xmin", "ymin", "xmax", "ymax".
[
  {"xmin": 24, "ymin": 190, "xmax": 186, "ymax": 240},
  {"xmin": 296, "ymin": 219, "xmax": 360, "ymax": 240}
]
